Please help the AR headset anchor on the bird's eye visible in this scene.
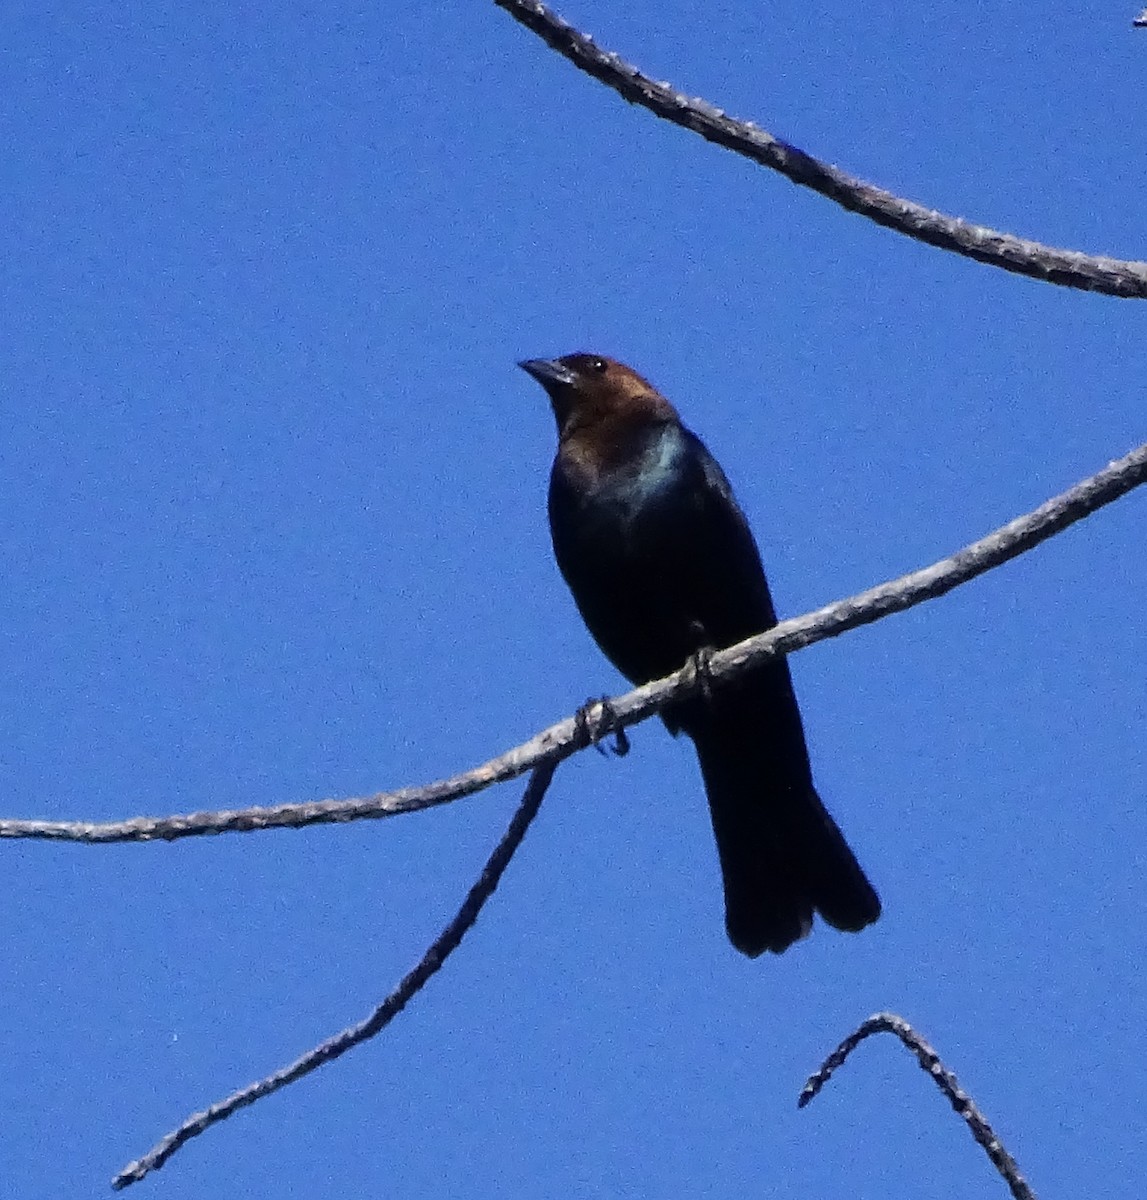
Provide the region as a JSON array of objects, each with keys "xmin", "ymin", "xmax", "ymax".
[{"xmin": 590, "ymin": 358, "xmax": 607, "ymax": 373}]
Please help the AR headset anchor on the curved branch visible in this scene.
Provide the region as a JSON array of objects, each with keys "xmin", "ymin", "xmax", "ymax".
[
  {"xmin": 2, "ymin": 439, "xmax": 1143, "ymax": 845},
  {"xmin": 111, "ymin": 761, "xmax": 557, "ymax": 1189},
  {"xmin": 800, "ymin": 1012, "xmax": 1036, "ymax": 1200},
  {"xmin": 495, "ymin": 0, "xmax": 1147, "ymax": 298}
]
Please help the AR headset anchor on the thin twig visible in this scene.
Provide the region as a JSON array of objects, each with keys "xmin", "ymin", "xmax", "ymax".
[
  {"xmin": 799, "ymin": 1012, "xmax": 1036, "ymax": 1200},
  {"xmin": 495, "ymin": 0, "xmax": 1147, "ymax": 297},
  {"xmin": 1, "ymin": 439, "xmax": 1143, "ymax": 846},
  {"xmin": 111, "ymin": 760, "xmax": 557, "ymax": 1189}
]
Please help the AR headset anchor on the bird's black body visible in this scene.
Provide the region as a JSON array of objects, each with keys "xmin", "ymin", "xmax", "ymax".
[{"xmin": 521, "ymin": 353, "xmax": 880, "ymax": 956}]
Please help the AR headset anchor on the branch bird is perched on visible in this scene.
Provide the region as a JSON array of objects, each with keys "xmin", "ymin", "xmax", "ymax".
[{"xmin": 520, "ymin": 353, "xmax": 881, "ymax": 956}]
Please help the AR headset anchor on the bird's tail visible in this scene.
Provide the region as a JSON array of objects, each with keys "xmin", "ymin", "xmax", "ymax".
[{"xmin": 685, "ymin": 685, "xmax": 880, "ymax": 957}]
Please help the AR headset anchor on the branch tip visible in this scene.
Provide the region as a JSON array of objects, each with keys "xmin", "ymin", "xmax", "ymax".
[
  {"xmin": 496, "ymin": 0, "xmax": 1147, "ymax": 296},
  {"xmin": 111, "ymin": 763, "xmax": 557, "ymax": 1188},
  {"xmin": 801, "ymin": 1013, "xmax": 1037, "ymax": 1200}
]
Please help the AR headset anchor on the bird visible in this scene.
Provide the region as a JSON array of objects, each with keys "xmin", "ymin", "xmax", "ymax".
[{"xmin": 519, "ymin": 353, "xmax": 880, "ymax": 956}]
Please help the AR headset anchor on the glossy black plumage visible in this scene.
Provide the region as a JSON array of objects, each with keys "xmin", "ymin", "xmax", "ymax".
[{"xmin": 520, "ymin": 353, "xmax": 880, "ymax": 956}]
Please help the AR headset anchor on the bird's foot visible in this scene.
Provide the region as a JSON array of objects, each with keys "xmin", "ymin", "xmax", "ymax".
[
  {"xmin": 684, "ymin": 644, "xmax": 717, "ymax": 705},
  {"xmin": 573, "ymin": 696, "xmax": 630, "ymax": 757}
]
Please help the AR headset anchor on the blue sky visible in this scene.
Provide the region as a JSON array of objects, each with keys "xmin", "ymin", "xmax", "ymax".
[{"xmin": 3, "ymin": 3, "xmax": 1145, "ymax": 1196}]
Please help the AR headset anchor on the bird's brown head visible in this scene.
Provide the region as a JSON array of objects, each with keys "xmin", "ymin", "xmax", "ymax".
[{"xmin": 518, "ymin": 353, "xmax": 677, "ymax": 439}]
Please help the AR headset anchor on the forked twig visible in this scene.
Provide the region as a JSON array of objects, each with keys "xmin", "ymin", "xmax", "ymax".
[
  {"xmin": 2, "ymin": 439, "xmax": 1144, "ymax": 846},
  {"xmin": 111, "ymin": 761, "xmax": 557, "ymax": 1189}
]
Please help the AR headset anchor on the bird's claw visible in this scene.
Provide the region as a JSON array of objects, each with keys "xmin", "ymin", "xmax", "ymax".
[
  {"xmin": 685, "ymin": 644, "xmax": 717, "ymax": 705},
  {"xmin": 574, "ymin": 697, "xmax": 630, "ymax": 757}
]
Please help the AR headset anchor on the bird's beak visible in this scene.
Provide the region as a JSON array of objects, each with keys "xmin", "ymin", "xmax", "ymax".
[{"xmin": 518, "ymin": 358, "xmax": 577, "ymax": 388}]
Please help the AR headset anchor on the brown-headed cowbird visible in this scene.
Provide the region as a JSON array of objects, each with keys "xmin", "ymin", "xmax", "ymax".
[{"xmin": 520, "ymin": 353, "xmax": 880, "ymax": 956}]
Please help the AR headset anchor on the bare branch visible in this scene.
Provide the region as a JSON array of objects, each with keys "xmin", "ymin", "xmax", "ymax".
[
  {"xmin": 111, "ymin": 761, "xmax": 557, "ymax": 1189},
  {"xmin": 800, "ymin": 1012, "xmax": 1036, "ymax": 1200},
  {"xmin": 2, "ymin": 439, "xmax": 1144, "ymax": 846},
  {"xmin": 495, "ymin": 0, "xmax": 1147, "ymax": 298}
]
